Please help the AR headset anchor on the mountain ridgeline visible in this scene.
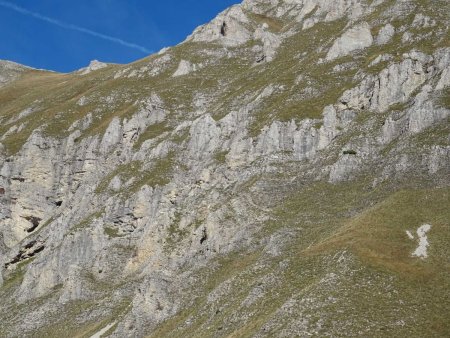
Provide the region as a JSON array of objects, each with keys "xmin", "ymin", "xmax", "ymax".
[{"xmin": 0, "ymin": 0, "xmax": 449, "ymax": 337}]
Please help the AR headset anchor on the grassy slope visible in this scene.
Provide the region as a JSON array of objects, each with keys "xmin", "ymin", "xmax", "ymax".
[{"xmin": 146, "ymin": 178, "xmax": 450, "ymax": 337}]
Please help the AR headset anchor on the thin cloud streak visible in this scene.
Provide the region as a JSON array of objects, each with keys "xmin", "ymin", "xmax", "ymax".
[{"xmin": 0, "ymin": 1, "xmax": 151, "ymax": 54}]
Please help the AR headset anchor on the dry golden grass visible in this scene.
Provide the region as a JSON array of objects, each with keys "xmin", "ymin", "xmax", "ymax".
[{"xmin": 306, "ymin": 188, "xmax": 450, "ymax": 277}]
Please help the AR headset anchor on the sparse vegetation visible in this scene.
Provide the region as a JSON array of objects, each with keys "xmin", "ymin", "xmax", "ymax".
[
  {"xmin": 214, "ymin": 150, "xmax": 229, "ymax": 163},
  {"xmin": 71, "ymin": 210, "xmax": 104, "ymax": 232},
  {"xmin": 133, "ymin": 121, "xmax": 171, "ymax": 150},
  {"xmin": 437, "ymin": 87, "xmax": 450, "ymax": 109},
  {"xmin": 104, "ymin": 226, "xmax": 122, "ymax": 238}
]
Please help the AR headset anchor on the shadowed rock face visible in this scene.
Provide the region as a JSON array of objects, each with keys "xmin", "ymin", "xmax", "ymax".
[{"xmin": 1, "ymin": 0, "xmax": 450, "ymax": 337}]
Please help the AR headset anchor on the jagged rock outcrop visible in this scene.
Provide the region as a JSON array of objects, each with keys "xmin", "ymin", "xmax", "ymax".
[
  {"xmin": 172, "ymin": 60, "xmax": 201, "ymax": 77},
  {"xmin": 188, "ymin": 6, "xmax": 251, "ymax": 46},
  {"xmin": 339, "ymin": 50, "xmax": 437, "ymax": 113},
  {"xmin": 78, "ymin": 60, "xmax": 108, "ymax": 75},
  {"xmin": 0, "ymin": 60, "xmax": 30, "ymax": 87},
  {"xmin": 326, "ymin": 22, "xmax": 373, "ymax": 60},
  {"xmin": 376, "ymin": 23, "xmax": 395, "ymax": 45}
]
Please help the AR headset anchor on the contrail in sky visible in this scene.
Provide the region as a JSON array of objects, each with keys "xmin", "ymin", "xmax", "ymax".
[{"xmin": 0, "ymin": 0, "xmax": 152, "ymax": 54}]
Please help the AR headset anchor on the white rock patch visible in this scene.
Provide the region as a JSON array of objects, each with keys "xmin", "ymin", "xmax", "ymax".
[
  {"xmin": 326, "ymin": 22, "xmax": 373, "ymax": 61},
  {"xmin": 79, "ymin": 60, "xmax": 108, "ymax": 75},
  {"xmin": 407, "ymin": 224, "xmax": 432, "ymax": 259},
  {"xmin": 405, "ymin": 230, "xmax": 414, "ymax": 240},
  {"xmin": 89, "ymin": 322, "xmax": 116, "ymax": 338},
  {"xmin": 436, "ymin": 67, "xmax": 450, "ymax": 90},
  {"xmin": 173, "ymin": 60, "xmax": 198, "ymax": 77},
  {"xmin": 376, "ymin": 23, "xmax": 395, "ymax": 45}
]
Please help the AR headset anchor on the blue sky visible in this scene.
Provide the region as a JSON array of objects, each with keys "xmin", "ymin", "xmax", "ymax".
[{"xmin": 0, "ymin": 0, "xmax": 241, "ymax": 72}]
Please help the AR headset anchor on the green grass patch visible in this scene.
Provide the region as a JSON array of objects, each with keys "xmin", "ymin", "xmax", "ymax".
[
  {"xmin": 1, "ymin": 257, "xmax": 35, "ymax": 290},
  {"xmin": 104, "ymin": 226, "xmax": 122, "ymax": 238},
  {"xmin": 133, "ymin": 121, "xmax": 171, "ymax": 150},
  {"xmin": 71, "ymin": 210, "xmax": 104, "ymax": 232},
  {"xmin": 213, "ymin": 150, "xmax": 229, "ymax": 164},
  {"xmin": 95, "ymin": 161, "xmax": 142, "ymax": 194},
  {"xmin": 126, "ymin": 151, "xmax": 177, "ymax": 195},
  {"xmin": 437, "ymin": 87, "xmax": 450, "ymax": 109}
]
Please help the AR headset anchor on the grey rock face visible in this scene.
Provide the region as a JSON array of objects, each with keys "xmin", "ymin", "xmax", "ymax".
[
  {"xmin": 253, "ymin": 26, "xmax": 282, "ymax": 62},
  {"xmin": 0, "ymin": 60, "xmax": 29, "ymax": 87},
  {"xmin": 339, "ymin": 52, "xmax": 434, "ymax": 113},
  {"xmin": 376, "ymin": 23, "xmax": 395, "ymax": 45},
  {"xmin": 255, "ymin": 120, "xmax": 320, "ymax": 160},
  {"xmin": 78, "ymin": 60, "xmax": 108, "ymax": 75},
  {"xmin": 1, "ymin": 0, "xmax": 449, "ymax": 337},
  {"xmin": 188, "ymin": 6, "xmax": 251, "ymax": 46},
  {"xmin": 1, "ymin": 132, "xmax": 60, "ymax": 247},
  {"xmin": 296, "ymin": 0, "xmax": 368, "ymax": 28},
  {"xmin": 329, "ymin": 154, "xmax": 362, "ymax": 182},
  {"xmin": 326, "ymin": 22, "xmax": 373, "ymax": 60},
  {"xmin": 172, "ymin": 60, "xmax": 199, "ymax": 77},
  {"xmin": 188, "ymin": 115, "xmax": 221, "ymax": 160}
]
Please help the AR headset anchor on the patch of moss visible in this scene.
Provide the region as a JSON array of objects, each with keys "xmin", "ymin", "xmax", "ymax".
[
  {"xmin": 437, "ymin": 87, "xmax": 450, "ymax": 109},
  {"xmin": 95, "ymin": 161, "xmax": 143, "ymax": 194},
  {"xmin": 1, "ymin": 257, "xmax": 35, "ymax": 290},
  {"xmin": 104, "ymin": 226, "xmax": 122, "ymax": 238},
  {"xmin": 214, "ymin": 150, "xmax": 229, "ymax": 164},
  {"xmin": 133, "ymin": 121, "xmax": 171, "ymax": 150},
  {"xmin": 126, "ymin": 151, "xmax": 176, "ymax": 195},
  {"xmin": 166, "ymin": 220, "xmax": 189, "ymax": 249}
]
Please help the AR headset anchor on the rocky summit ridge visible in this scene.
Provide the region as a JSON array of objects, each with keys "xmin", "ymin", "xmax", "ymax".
[{"xmin": 0, "ymin": 0, "xmax": 449, "ymax": 337}]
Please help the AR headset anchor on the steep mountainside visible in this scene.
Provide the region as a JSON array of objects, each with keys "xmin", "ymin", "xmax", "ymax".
[{"xmin": 0, "ymin": 0, "xmax": 449, "ymax": 337}]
